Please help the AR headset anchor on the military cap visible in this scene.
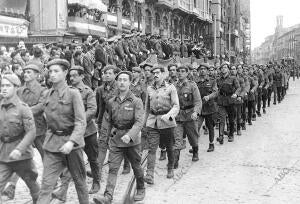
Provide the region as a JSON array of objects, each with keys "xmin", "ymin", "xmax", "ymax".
[
  {"xmin": 46, "ymin": 59, "xmax": 70, "ymax": 69},
  {"xmin": 198, "ymin": 62, "xmax": 210, "ymax": 69},
  {"xmin": 102, "ymin": 65, "xmax": 119, "ymax": 74},
  {"xmin": 125, "ymin": 34, "xmax": 131, "ymax": 38},
  {"xmin": 177, "ymin": 64, "xmax": 189, "ymax": 72},
  {"xmin": 23, "ymin": 64, "xmax": 40, "ymax": 73},
  {"xmin": 140, "ymin": 33, "xmax": 146, "ymax": 37},
  {"xmin": 220, "ymin": 61, "xmax": 230, "ymax": 68},
  {"xmin": 121, "ymin": 33, "xmax": 126, "ymax": 37},
  {"xmin": 115, "ymin": 70, "xmax": 133, "ymax": 81},
  {"xmin": 107, "ymin": 36, "xmax": 115, "ymax": 43},
  {"xmin": 2, "ymin": 73, "xmax": 21, "ymax": 87},
  {"xmin": 69, "ymin": 65, "xmax": 84, "ymax": 72},
  {"xmin": 145, "ymin": 33, "xmax": 151, "ymax": 37},
  {"xmin": 151, "ymin": 64, "xmax": 165, "ymax": 73},
  {"xmin": 132, "ymin": 66, "xmax": 142, "ymax": 73}
]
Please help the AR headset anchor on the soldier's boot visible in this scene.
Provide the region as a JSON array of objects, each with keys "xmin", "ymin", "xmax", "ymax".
[
  {"xmin": 217, "ymin": 135, "xmax": 224, "ymax": 145},
  {"xmin": 189, "ymin": 149, "xmax": 193, "ymax": 154},
  {"xmin": 237, "ymin": 130, "xmax": 242, "ymax": 136},
  {"xmin": 159, "ymin": 150, "xmax": 167, "ymax": 161},
  {"xmin": 256, "ymin": 111, "xmax": 262, "ymax": 117},
  {"xmin": 192, "ymin": 146, "xmax": 199, "ymax": 162},
  {"xmin": 167, "ymin": 169, "xmax": 174, "ymax": 179},
  {"xmin": 93, "ymin": 194, "xmax": 112, "ymax": 204},
  {"xmin": 228, "ymin": 135, "xmax": 234, "ymax": 142},
  {"xmin": 2, "ymin": 184, "xmax": 15, "ymax": 200},
  {"xmin": 89, "ymin": 180, "xmax": 100, "ymax": 194},
  {"xmin": 207, "ymin": 143, "xmax": 215, "ymax": 152},
  {"xmin": 144, "ymin": 173, "xmax": 154, "ymax": 185},
  {"xmin": 122, "ymin": 158, "xmax": 131, "ymax": 174},
  {"xmin": 134, "ymin": 188, "xmax": 145, "ymax": 201},
  {"xmin": 263, "ymin": 108, "xmax": 266, "ymax": 114},
  {"xmin": 241, "ymin": 122, "xmax": 246, "ymax": 130}
]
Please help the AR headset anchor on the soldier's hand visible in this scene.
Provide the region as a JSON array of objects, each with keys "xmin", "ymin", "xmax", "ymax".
[
  {"xmin": 161, "ymin": 114, "xmax": 171, "ymax": 122},
  {"xmin": 203, "ymin": 96, "xmax": 210, "ymax": 102},
  {"xmin": 231, "ymin": 93, "xmax": 237, "ymax": 98},
  {"xmin": 121, "ymin": 135, "xmax": 131, "ymax": 144},
  {"xmin": 237, "ymin": 96, "xmax": 242, "ymax": 101},
  {"xmin": 250, "ymin": 89, "xmax": 255, "ymax": 93},
  {"xmin": 9, "ymin": 149, "xmax": 22, "ymax": 160},
  {"xmin": 59, "ymin": 141, "xmax": 74, "ymax": 154},
  {"xmin": 191, "ymin": 112, "xmax": 198, "ymax": 121}
]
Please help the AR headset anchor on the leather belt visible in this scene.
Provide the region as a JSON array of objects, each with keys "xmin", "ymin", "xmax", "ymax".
[
  {"xmin": 50, "ymin": 126, "xmax": 74, "ymax": 136},
  {"xmin": 112, "ymin": 124, "xmax": 132, "ymax": 130},
  {"xmin": 180, "ymin": 105, "xmax": 194, "ymax": 110},
  {"xmin": 220, "ymin": 92, "xmax": 233, "ymax": 96},
  {"xmin": 150, "ymin": 110, "xmax": 170, "ymax": 115}
]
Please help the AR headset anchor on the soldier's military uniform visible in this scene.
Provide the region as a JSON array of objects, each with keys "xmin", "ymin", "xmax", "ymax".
[
  {"xmin": 180, "ymin": 41, "xmax": 188, "ymax": 58},
  {"xmin": 37, "ymin": 59, "xmax": 88, "ymax": 204},
  {"xmin": 273, "ymin": 66, "xmax": 284, "ymax": 104},
  {"xmin": 94, "ymin": 72, "xmax": 145, "ymax": 204},
  {"xmin": 216, "ymin": 64, "xmax": 240, "ymax": 143},
  {"xmin": 130, "ymin": 67, "xmax": 146, "ymax": 103},
  {"xmin": 196, "ymin": 63, "xmax": 218, "ymax": 152},
  {"xmin": 52, "ymin": 66, "xmax": 99, "ymax": 202},
  {"xmin": 247, "ymin": 67, "xmax": 258, "ymax": 124},
  {"xmin": 0, "ymin": 74, "xmax": 40, "ymax": 203},
  {"xmin": 144, "ymin": 66, "xmax": 179, "ymax": 184},
  {"xmin": 255, "ymin": 67, "xmax": 265, "ymax": 117},
  {"xmin": 174, "ymin": 66, "xmax": 202, "ymax": 168}
]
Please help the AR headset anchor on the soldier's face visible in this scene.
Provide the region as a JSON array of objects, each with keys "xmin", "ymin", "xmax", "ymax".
[
  {"xmin": 237, "ymin": 66, "xmax": 243, "ymax": 74},
  {"xmin": 169, "ymin": 66, "xmax": 177, "ymax": 77},
  {"xmin": 199, "ymin": 66, "xmax": 208, "ymax": 76},
  {"xmin": 230, "ymin": 66, "xmax": 237, "ymax": 75},
  {"xmin": 24, "ymin": 69, "xmax": 39, "ymax": 82},
  {"xmin": 69, "ymin": 70, "xmax": 83, "ymax": 86},
  {"xmin": 1, "ymin": 78, "xmax": 16, "ymax": 98},
  {"xmin": 103, "ymin": 69, "xmax": 115, "ymax": 82},
  {"xmin": 117, "ymin": 74, "xmax": 131, "ymax": 92},
  {"xmin": 221, "ymin": 65, "xmax": 229, "ymax": 75},
  {"xmin": 192, "ymin": 69, "xmax": 198, "ymax": 76},
  {"xmin": 152, "ymin": 69, "xmax": 163, "ymax": 82},
  {"xmin": 48, "ymin": 65, "xmax": 67, "ymax": 84},
  {"xmin": 144, "ymin": 66, "xmax": 151, "ymax": 77},
  {"xmin": 209, "ymin": 68, "xmax": 214, "ymax": 75},
  {"xmin": 132, "ymin": 70, "xmax": 140, "ymax": 79},
  {"xmin": 177, "ymin": 68, "xmax": 188, "ymax": 80},
  {"xmin": 75, "ymin": 46, "xmax": 82, "ymax": 52}
]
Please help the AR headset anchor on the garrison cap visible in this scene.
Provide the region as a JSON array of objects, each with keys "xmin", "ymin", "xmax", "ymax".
[
  {"xmin": 102, "ymin": 65, "xmax": 120, "ymax": 74},
  {"xmin": 46, "ymin": 59, "xmax": 70, "ymax": 69},
  {"xmin": 69, "ymin": 65, "xmax": 84, "ymax": 72},
  {"xmin": 23, "ymin": 64, "xmax": 40, "ymax": 73},
  {"xmin": 115, "ymin": 71, "xmax": 133, "ymax": 81},
  {"xmin": 198, "ymin": 62, "xmax": 210, "ymax": 69},
  {"xmin": 2, "ymin": 73, "xmax": 21, "ymax": 87},
  {"xmin": 151, "ymin": 64, "xmax": 165, "ymax": 73},
  {"xmin": 177, "ymin": 64, "xmax": 189, "ymax": 72},
  {"xmin": 132, "ymin": 66, "xmax": 142, "ymax": 73},
  {"xmin": 220, "ymin": 61, "xmax": 230, "ymax": 68}
]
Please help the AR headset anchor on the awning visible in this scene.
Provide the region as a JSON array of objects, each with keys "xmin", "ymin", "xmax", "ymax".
[
  {"xmin": 68, "ymin": 0, "xmax": 107, "ymax": 12},
  {"xmin": 0, "ymin": 0, "xmax": 28, "ymax": 15},
  {"xmin": 68, "ymin": 16, "xmax": 106, "ymax": 37}
]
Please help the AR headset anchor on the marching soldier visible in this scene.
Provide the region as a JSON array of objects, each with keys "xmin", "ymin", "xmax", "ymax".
[
  {"xmin": 144, "ymin": 65, "xmax": 179, "ymax": 184},
  {"xmin": 255, "ymin": 65, "xmax": 266, "ymax": 117},
  {"xmin": 51, "ymin": 65, "xmax": 99, "ymax": 203},
  {"xmin": 0, "ymin": 74, "xmax": 40, "ymax": 204},
  {"xmin": 246, "ymin": 66, "xmax": 258, "ymax": 125},
  {"xmin": 261, "ymin": 65, "xmax": 270, "ymax": 114},
  {"xmin": 131, "ymin": 66, "xmax": 146, "ymax": 104},
  {"xmin": 93, "ymin": 71, "xmax": 145, "ymax": 204},
  {"xmin": 167, "ymin": 63, "xmax": 179, "ymax": 85},
  {"xmin": 95, "ymin": 65, "xmax": 120, "ymax": 183},
  {"xmin": 173, "ymin": 65, "xmax": 202, "ymax": 169},
  {"xmin": 273, "ymin": 65, "xmax": 284, "ymax": 104},
  {"xmin": 37, "ymin": 59, "xmax": 88, "ymax": 204},
  {"xmin": 2, "ymin": 64, "xmax": 47, "ymax": 200},
  {"xmin": 197, "ymin": 63, "xmax": 218, "ymax": 152},
  {"xmin": 267, "ymin": 64, "xmax": 274, "ymax": 107},
  {"xmin": 180, "ymin": 40, "xmax": 188, "ymax": 58},
  {"xmin": 216, "ymin": 62, "xmax": 240, "ymax": 144}
]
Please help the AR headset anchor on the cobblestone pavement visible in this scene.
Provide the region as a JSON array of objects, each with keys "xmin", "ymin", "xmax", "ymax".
[{"xmin": 8, "ymin": 80, "xmax": 300, "ymax": 204}]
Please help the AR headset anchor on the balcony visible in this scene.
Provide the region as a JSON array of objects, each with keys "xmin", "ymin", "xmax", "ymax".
[
  {"xmin": 68, "ymin": 16, "xmax": 106, "ymax": 37},
  {"xmin": 156, "ymin": 0, "xmax": 174, "ymax": 9},
  {"xmin": 107, "ymin": 13, "xmax": 132, "ymax": 30},
  {"xmin": 174, "ymin": 0, "xmax": 191, "ymax": 14}
]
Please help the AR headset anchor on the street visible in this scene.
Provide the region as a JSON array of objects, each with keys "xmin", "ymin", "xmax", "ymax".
[
  {"xmin": 142, "ymin": 79, "xmax": 300, "ymax": 204},
  {"xmin": 7, "ymin": 80, "xmax": 300, "ymax": 204}
]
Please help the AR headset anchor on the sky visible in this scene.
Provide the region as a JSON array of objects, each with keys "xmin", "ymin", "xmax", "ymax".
[{"xmin": 251, "ymin": 0, "xmax": 300, "ymax": 49}]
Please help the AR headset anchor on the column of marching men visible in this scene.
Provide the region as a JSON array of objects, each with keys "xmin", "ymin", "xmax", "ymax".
[{"xmin": 0, "ymin": 55, "xmax": 293, "ymax": 204}]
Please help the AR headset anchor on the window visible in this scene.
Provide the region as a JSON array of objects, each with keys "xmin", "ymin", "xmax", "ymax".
[{"xmin": 155, "ymin": 13, "xmax": 160, "ymax": 27}]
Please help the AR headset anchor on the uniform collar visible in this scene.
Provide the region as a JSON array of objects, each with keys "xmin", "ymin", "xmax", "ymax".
[
  {"xmin": 51, "ymin": 81, "xmax": 68, "ymax": 97},
  {"xmin": 131, "ymin": 78, "xmax": 141, "ymax": 87},
  {"xmin": 152, "ymin": 80, "xmax": 166, "ymax": 89},
  {"xmin": 177, "ymin": 78, "xmax": 188, "ymax": 87},
  {"xmin": 104, "ymin": 80, "xmax": 116, "ymax": 91},
  {"xmin": 24, "ymin": 79, "xmax": 39, "ymax": 91},
  {"xmin": 74, "ymin": 81, "xmax": 85, "ymax": 91},
  {"xmin": 1, "ymin": 94, "xmax": 20, "ymax": 108},
  {"xmin": 115, "ymin": 90, "xmax": 134, "ymax": 103}
]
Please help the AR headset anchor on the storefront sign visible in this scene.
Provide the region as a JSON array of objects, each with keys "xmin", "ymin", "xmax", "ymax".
[{"xmin": 0, "ymin": 22, "xmax": 28, "ymax": 37}]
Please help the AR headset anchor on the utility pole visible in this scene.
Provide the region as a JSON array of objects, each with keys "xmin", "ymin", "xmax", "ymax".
[{"xmin": 213, "ymin": 14, "xmax": 217, "ymax": 59}]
